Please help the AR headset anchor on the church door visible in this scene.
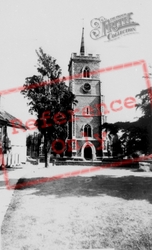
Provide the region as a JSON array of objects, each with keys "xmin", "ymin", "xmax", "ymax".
[{"xmin": 84, "ymin": 145, "xmax": 92, "ymax": 160}]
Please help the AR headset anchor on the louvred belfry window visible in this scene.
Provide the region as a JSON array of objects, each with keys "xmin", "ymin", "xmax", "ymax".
[{"xmin": 83, "ymin": 67, "xmax": 90, "ymax": 78}]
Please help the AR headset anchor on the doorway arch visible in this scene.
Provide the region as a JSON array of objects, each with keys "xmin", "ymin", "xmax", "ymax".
[
  {"xmin": 84, "ymin": 145, "xmax": 92, "ymax": 160},
  {"xmin": 81, "ymin": 142, "xmax": 96, "ymax": 161}
]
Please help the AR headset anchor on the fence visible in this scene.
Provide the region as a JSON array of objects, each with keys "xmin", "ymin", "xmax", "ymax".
[{"xmin": 0, "ymin": 145, "xmax": 26, "ymax": 167}]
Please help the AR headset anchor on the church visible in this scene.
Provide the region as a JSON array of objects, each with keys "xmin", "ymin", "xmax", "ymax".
[{"xmin": 66, "ymin": 28, "xmax": 107, "ymax": 161}]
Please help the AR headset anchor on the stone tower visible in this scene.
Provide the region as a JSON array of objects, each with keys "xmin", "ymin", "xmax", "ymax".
[{"xmin": 67, "ymin": 28, "xmax": 105, "ymax": 160}]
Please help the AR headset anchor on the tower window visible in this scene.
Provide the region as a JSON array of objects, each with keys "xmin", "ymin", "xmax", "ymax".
[
  {"xmin": 83, "ymin": 67, "xmax": 90, "ymax": 78},
  {"xmin": 84, "ymin": 124, "xmax": 92, "ymax": 137},
  {"xmin": 82, "ymin": 106, "xmax": 91, "ymax": 115}
]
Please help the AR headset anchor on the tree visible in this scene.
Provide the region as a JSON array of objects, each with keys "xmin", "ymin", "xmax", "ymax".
[
  {"xmin": 26, "ymin": 133, "xmax": 42, "ymax": 158},
  {"xmin": 136, "ymin": 86, "xmax": 152, "ymax": 154},
  {"xmin": 102, "ymin": 87, "xmax": 152, "ymax": 157},
  {"xmin": 136, "ymin": 87, "xmax": 152, "ymax": 118},
  {"xmin": 21, "ymin": 48, "xmax": 77, "ymax": 167},
  {"xmin": 26, "ymin": 134, "xmax": 33, "ymax": 156},
  {"xmin": 101, "ymin": 123, "xmax": 123, "ymax": 157}
]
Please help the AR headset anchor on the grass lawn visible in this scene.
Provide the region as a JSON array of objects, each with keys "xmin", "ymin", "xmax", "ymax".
[{"xmin": 1, "ymin": 171, "xmax": 152, "ymax": 250}]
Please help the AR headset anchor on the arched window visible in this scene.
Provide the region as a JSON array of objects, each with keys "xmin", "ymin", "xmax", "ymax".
[
  {"xmin": 83, "ymin": 66, "xmax": 90, "ymax": 78},
  {"xmin": 84, "ymin": 124, "xmax": 92, "ymax": 137}
]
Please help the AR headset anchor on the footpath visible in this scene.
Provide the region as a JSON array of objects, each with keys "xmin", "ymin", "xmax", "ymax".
[
  {"xmin": 0, "ymin": 163, "xmax": 33, "ymax": 249},
  {"xmin": 0, "ymin": 168, "xmax": 25, "ymax": 225}
]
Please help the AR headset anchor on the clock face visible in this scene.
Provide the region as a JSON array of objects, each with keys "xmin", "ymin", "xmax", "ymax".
[{"xmin": 83, "ymin": 83, "xmax": 91, "ymax": 93}]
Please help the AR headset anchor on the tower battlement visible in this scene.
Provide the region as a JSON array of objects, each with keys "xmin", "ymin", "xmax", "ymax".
[
  {"xmin": 68, "ymin": 53, "xmax": 100, "ymax": 71},
  {"xmin": 71, "ymin": 52, "xmax": 100, "ymax": 59}
]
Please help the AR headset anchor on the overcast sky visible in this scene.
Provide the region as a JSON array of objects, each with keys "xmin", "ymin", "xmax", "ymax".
[{"xmin": 0, "ymin": 0, "xmax": 152, "ymax": 129}]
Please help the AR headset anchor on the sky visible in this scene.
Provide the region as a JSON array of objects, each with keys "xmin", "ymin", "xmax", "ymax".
[{"xmin": 0, "ymin": 0, "xmax": 152, "ymax": 132}]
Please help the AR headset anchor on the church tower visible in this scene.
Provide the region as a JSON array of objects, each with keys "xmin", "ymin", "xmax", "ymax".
[{"xmin": 67, "ymin": 28, "xmax": 105, "ymax": 160}]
